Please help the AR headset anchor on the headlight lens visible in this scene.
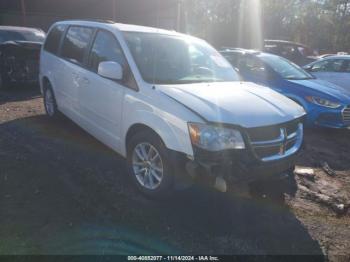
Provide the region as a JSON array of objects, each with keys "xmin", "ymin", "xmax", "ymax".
[
  {"xmin": 306, "ymin": 96, "xmax": 341, "ymax": 109},
  {"xmin": 188, "ymin": 123, "xmax": 245, "ymax": 151}
]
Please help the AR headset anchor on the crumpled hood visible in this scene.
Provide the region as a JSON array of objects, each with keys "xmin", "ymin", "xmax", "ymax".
[
  {"xmin": 289, "ymin": 78, "xmax": 350, "ymax": 102},
  {"xmin": 157, "ymin": 82, "xmax": 305, "ymax": 128}
]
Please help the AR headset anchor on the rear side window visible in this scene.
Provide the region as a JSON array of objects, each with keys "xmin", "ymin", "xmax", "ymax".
[
  {"xmin": 311, "ymin": 59, "xmax": 344, "ymax": 72},
  {"xmin": 326, "ymin": 59, "xmax": 344, "ymax": 72},
  {"xmin": 61, "ymin": 26, "xmax": 94, "ymax": 65},
  {"xmin": 344, "ymin": 61, "xmax": 350, "ymax": 72},
  {"xmin": 44, "ymin": 25, "xmax": 66, "ymax": 55},
  {"xmin": 89, "ymin": 30, "xmax": 126, "ymax": 72}
]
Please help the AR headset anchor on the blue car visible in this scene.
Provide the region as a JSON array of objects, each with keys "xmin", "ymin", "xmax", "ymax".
[{"xmin": 221, "ymin": 49, "xmax": 350, "ymax": 128}]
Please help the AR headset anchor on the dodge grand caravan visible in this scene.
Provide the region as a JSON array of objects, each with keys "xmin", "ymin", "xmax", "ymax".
[{"xmin": 40, "ymin": 20, "xmax": 306, "ymax": 197}]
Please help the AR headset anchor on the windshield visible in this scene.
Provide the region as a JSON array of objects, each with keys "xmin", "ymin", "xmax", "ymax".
[
  {"xmin": 0, "ymin": 30, "xmax": 45, "ymax": 43},
  {"xmin": 123, "ymin": 32, "xmax": 240, "ymax": 85},
  {"xmin": 260, "ymin": 55, "xmax": 314, "ymax": 80}
]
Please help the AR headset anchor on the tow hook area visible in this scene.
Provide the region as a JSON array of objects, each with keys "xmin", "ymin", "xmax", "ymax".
[
  {"xmin": 186, "ymin": 160, "xmax": 229, "ymax": 193},
  {"xmin": 185, "ymin": 159, "xmax": 295, "ymax": 198},
  {"xmin": 214, "ymin": 177, "xmax": 227, "ymax": 193}
]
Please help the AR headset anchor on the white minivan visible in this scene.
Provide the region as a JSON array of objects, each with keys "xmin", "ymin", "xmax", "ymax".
[{"xmin": 40, "ymin": 20, "xmax": 306, "ymax": 197}]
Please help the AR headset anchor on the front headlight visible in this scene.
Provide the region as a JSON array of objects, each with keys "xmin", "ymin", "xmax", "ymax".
[
  {"xmin": 188, "ymin": 123, "xmax": 245, "ymax": 151},
  {"xmin": 306, "ymin": 96, "xmax": 341, "ymax": 109}
]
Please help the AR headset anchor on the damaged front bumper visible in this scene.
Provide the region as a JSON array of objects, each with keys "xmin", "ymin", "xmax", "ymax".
[
  {"xmin": 186, "ymin": 147, "xmax": 297, "ymax": 184},
  {"xmin": 177, "ymin": 119, "xmax": 304, "ymax": 193}
]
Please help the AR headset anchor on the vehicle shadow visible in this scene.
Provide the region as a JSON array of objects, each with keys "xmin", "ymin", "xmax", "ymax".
[
  {"xmin": 0, "ymin": 115, "xmax": 324, "ymax": 257},
  {"xmin": 0, "ymin": 85, "xmax": 41, "ymax": 105}
]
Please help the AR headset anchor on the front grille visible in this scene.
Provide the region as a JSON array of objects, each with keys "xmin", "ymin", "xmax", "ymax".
[
  {"xmin": 248, "ymin": 121, "xmax": 303, "ymax": 162},
  {"xmin": 247, "ymin": 120, "xmax": 299, "ymax": 142},
  {"xmin": 342, "ymin": 106, "xmax": 350, "ymax": 124}
]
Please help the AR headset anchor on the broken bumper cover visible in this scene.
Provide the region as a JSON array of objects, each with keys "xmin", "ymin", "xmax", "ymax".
[
  {"xmin": 170, "ymin": 119, "xmax": 304, "ymax": 189},
  {"xmin": 186, "ymin": 147, "xmax": 298, "ymax": 184}
]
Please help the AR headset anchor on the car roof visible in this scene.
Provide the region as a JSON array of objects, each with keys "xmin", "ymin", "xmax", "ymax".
[
  {"xmin": 54, "ymin": 20, "xmax": 185, "ymax": 37},
  {"xmin": 0, "ymin": 26, "xmax": 44, "ymax": 33},
  {"xmin": 221, "ymin": 48, "xmax": 276, "ymax": 59},
  {"xmin": 305, "ymin": 55, "xmax": 350, "ymax": 67},
  {"xmin": 221, "ymin": 48, "xmax": 286, "ymax": 63},
  {"xmin": 220, "ymin": 48, "xmax": 261, "ymax": 55},
  {"xmin": 322, "ymin": 55, "xmax": 350, "ymax": 60},
  {"xmin": 264, "ymin": 39, "xmax": 309, "ymax": 48}
]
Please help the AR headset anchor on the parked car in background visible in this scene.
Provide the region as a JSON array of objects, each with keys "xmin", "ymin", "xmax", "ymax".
[
  {"xmin": 40, "ymin": 20, "xmax": 306, "ymax": 197},
  {"xmin": 221, "ymin": 49, "xmax": 350, "ymax": 129},
  {"xmin": 263, "ymin": 40, "xmax": 318, "ymax": 66},
  {"xmin": 303, "ymin": 56, "xmax": 350, "ymax": 92},
  {"xmin": 0, "ymin": 26, "xmax": 45, "ymax": 89},
  {"xmin": 317, "ymin": 54, "xmax": 336, "ymax": 59}
]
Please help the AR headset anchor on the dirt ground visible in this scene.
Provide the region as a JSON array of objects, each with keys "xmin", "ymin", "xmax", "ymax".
[{"xmin": 0, "ymin": 86, "xmax": 349, "ymax": 260}]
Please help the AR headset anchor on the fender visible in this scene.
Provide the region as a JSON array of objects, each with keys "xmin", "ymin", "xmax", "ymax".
[
  {"xmin": 121, "ymin": 94, "xmax": 198, "ymax": 158},
  {"xmin": 285, "ymin": 93, "xmax": 309, "ymax": 111},
  {"xmin": 122, "ymin": 110, "xmax": 194, "ymax": 158}
]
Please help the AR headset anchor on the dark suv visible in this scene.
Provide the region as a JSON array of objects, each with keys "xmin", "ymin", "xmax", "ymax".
[
  {"xmin": 263, "ymin": 40, "xmax": 317, "ymax": 66},
  {"xmin": 0, "ymin": 26, "xmax": 45, "ymax": 89}
]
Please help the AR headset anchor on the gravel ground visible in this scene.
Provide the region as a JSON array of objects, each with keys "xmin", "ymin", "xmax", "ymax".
[{"xmin": 0, "ymin": 86, "xmax": 349, "ymax": 260}]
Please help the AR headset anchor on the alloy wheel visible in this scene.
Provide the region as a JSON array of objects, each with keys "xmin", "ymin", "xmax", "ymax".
[
  {"xmin": 45, "ymin": 88, "xmax": 55, "ymax": 116},
  {"xmin": 132, "ymin": 142, "xmax": 164, "ymax": 190}
]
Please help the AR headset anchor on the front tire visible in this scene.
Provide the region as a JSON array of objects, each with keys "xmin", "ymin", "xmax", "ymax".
[
  {"xmin": 127, "ymin": 131, "xmax": 174, "ymax": 198},
  {"xmin": 43, "ymin": 86, "xmax": 59, "ymax": 118}
]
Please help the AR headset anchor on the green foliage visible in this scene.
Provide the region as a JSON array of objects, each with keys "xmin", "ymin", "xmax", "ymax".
[{"xmin": 185, "ymin": 0, "xmax": 350, "ymax": 52}]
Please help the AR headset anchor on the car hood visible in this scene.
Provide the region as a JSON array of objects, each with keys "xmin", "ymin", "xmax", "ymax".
[
  {"xmin": 288, "ymin": 78, "xmax": 350, "ymax": 101},
  {"xmin": 157, "ymin": 82, "xmax": 305, "ymax": 128}
]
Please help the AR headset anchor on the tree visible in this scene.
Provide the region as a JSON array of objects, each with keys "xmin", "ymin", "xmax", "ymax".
[{"xmin": 185, "ymin": 0, "xmax": 350, "ymax": 52}]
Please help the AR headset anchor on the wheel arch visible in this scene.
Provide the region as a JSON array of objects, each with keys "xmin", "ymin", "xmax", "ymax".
[
  {"xmin": 122, "ymin": 113, "xmax": 194, "ymax": 158},
  {"xmin": 126, "ymin": 124, "xmax": 164, "ymax": 150}
]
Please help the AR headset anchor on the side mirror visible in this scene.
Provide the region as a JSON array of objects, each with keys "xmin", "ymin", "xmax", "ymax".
[{"xmin": 98, "ymin": 61, "xmax": 123, "ymax": 81}]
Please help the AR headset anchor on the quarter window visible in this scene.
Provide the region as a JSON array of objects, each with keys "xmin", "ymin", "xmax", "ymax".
[
  {"xmin": 311, "ymin": 59, "xmax": 345, "ymax": 72},
  {"xmin": 61, "ymin": 26, "xmax": 93, "ymax": 65},
  {"xmin": 44, "ymin": 25, "xmax": 66, "ymax": 55},
  {"xmin": 89, "ymin": 30, "xmax": 126, "ymax": 72},
  {"xmin": 344, "ymin": 61, "xmax": 350, "ymax": 72},
  {"xmin": 328, "ymin": 60, "xmax": 344, "ymax": 72},
  {"xmin": 311, "ymin": 60, "xmax": 329, "ymax": 72}
]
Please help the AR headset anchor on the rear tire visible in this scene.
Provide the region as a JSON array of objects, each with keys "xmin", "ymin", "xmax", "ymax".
[
  {"xmin": 43, "ymin": 85, "xmax": 59, "ymax": 118},
  {"xmin": 127, "ymin": 130, "xmax": 175, "ymax": 199}
]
